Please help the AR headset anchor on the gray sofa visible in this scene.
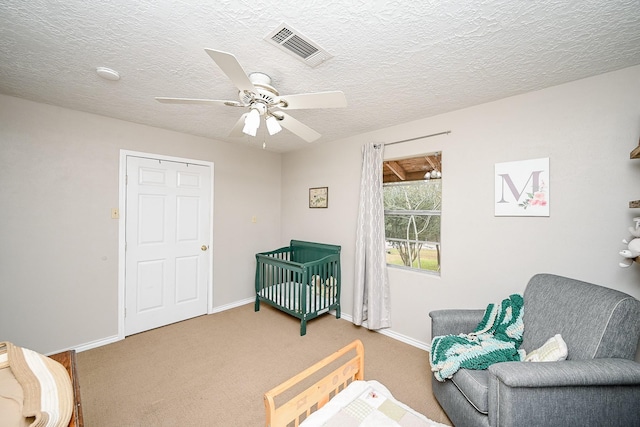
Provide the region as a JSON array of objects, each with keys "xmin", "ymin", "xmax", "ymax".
[{"xmin": 429, "ymin": 273, "xmax": 640, "ymax": 427}]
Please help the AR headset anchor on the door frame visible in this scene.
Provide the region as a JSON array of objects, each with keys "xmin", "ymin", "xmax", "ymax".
[{"xmin": 117, "ymin": 149, "xmax": 214, "ymax": 340}]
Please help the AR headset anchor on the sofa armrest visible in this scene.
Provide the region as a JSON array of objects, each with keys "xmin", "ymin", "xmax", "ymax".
[
  {"xmin": 488, "ymin": 358, "xmax": 640, "ymax": 387},
  {"xmin": 429, "ymin": 309, "xmax": 485, "ymax": 337},
  {"xmin": 487, "ymin": 359, "xmax": 640, "ymax": 427}
]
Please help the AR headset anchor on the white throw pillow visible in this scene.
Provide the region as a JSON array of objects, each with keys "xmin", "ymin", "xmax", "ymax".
[{"xmin": 524, "ymin": 334, "xmax": 568, "ymax": 362}]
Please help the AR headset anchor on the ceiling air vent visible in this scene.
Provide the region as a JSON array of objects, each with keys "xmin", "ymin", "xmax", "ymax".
[{"xmin": 264, "ymin": 23, "xmax": 333, "ymax": 68}]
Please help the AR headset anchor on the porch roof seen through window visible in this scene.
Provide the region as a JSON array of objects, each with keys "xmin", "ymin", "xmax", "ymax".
[{"xmin": 383, "ymin": 154, "xmax": 442, "ymax": 183}]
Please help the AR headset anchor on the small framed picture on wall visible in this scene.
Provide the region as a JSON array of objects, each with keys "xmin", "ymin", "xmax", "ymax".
[{"xmin": 309, "ymin": 187, "xmax": 328, "ymax": 208}]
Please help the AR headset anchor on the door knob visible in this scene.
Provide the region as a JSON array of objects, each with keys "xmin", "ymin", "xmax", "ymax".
[{"xmin": 201, "ymin": 245, "xmax": 208, "ymax": 251}]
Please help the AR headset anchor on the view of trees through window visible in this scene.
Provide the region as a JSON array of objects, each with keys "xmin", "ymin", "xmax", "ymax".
[{"xmin": 383, "ymin": 154, "xmax": 442, "ymax": 274}]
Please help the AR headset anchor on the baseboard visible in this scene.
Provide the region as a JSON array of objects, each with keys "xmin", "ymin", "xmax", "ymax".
[
  {"xmin": 71, "ymin": 298, "xmax": 432, "ymax": 354},
  {"xmin": 71, "ymin": 300, "xmax": 255, "ymax": 353},
  {"xmin": 210, "ymin": 297, "xmax": 254, "ymax": 314},
  {"xmin": 73, "ymin": 335, "xmax": 121, "ymax": 353},
  {"xmin": 376, "ymin": 327, "xmax": 431, "ymax": 352},
  {"xmin": 214, "ymin": 304, "xmax": 433, "ymax": 352},
  {"xmin": 339, "ymin": 313, "xmax": 431, "ymax": 352}
]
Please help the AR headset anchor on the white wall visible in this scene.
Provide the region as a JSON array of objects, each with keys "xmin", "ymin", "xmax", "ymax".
[
  {"xmin": 281, "ymin": 65, "xmax": 640, "ymax": 348},
  {"xmin": 2, "ymin": 65, "xmax": 639, "ymax": 356},
  {"xmin": 0, "ymin": 95, "xmax": 282, "ymax": 354}
]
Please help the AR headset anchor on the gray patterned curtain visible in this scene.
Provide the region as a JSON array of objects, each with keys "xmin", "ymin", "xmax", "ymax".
[{"xmin": 353, "ymin": 143, "xmax": 391, "ymax": 329}]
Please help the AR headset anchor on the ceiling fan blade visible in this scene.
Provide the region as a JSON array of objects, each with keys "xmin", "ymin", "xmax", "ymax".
[
  {"xmin": 155, "ymin": 97, "xmax": 242, "ymax": 107},
  {"xmin": 277, "ymin": 112, "xmax": 321, "ymax": 142},
  {"xmin": 276, "ymin": 91, "xmax": 347, "ymax": 110},
  {"xmin": 228, "ymin": 113, "xmax": 248, "ymax": 137},
  {"xmin": 204, "ymin": 48, "xmax": 256, "ymax": 93}
]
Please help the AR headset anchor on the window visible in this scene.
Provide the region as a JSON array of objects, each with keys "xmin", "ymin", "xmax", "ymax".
[{"xmin": 383, "ymin": 153, "xmax": 442, "ymax": 274}]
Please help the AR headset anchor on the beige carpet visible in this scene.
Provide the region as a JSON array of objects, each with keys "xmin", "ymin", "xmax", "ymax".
[{"xmin": 77, "ymin": 303, "xmax": 452, "ymax": 426}]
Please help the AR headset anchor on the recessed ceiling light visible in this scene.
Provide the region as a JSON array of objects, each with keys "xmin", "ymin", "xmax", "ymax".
[{"xmin": 96, "ymin": 67, "xmax": 120, "ymax": 81}]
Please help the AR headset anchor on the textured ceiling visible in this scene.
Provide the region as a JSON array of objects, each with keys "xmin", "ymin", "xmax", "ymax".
[{"xmin": 1, "ymin": 1, "xmax": 639, "ymax": 153}]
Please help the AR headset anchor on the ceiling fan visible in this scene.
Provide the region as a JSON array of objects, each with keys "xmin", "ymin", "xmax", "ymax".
[{"xmin": 156, "ymin": 49, "xmax": 347, "ymax": 143}]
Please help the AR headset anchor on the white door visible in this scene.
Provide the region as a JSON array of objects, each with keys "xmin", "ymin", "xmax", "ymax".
[{"xmin": 125, "ymin": 156, "xmax": 211, "ymax": 336}]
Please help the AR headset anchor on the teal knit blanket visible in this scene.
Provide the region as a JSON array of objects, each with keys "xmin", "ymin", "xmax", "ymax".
[{"xmin": 429, "ymin": 294, "xmax": 525, "ymax": 382}]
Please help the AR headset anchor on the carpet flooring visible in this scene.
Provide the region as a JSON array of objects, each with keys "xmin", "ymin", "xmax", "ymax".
[{"xmin": 76, "ymin": 303, "xmax": 451, "ymax": 426}]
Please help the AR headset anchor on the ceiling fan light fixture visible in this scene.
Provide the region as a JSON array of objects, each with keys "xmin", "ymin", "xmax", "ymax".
[
  {"xmin": 156, "ymin": 48, "xmax": 346, "ymax": 144},
  {"xmin": 243, "ymin": 108, "xmax": 261, "ymax": 136},
  {"xmin": 265, "ymin": 116, "xmax": 282, "ymax": 135},
  {"xmin": 242, "ymin": 121, "xmax": 258, "ymax": 136},
  {"xmin": 245, "ymin": 108, "xmax": 261, "ymax": 126}
]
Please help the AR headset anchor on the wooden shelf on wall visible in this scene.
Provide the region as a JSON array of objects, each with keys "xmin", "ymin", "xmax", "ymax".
[{"xmin": 631, "ymin": 141, "xmax": 640, "ymax": 159}]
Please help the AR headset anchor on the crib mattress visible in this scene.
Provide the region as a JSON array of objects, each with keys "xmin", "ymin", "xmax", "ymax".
[
  {"xmin": 258, "ymin": 282, "xmax": 334, "ymax": 313},
  {"xmin": 300, "ymin": 380, "xmax": 447, "ymax": 427}
]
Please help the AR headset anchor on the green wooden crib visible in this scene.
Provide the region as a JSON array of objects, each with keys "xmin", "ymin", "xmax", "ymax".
[{"xmin": 255, "ymin": 240, "xmax": 341, "ymax": 336}]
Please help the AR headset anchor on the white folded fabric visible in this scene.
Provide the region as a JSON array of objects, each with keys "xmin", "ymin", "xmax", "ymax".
[{"xmin": 524, "ymin": 334, "xmax": 568, "ymax": 362}]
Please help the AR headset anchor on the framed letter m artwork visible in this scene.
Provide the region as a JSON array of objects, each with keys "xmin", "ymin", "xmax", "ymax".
[{"xmin": 495, "ymin": 158, "xmax": 549, "ymax": 217}]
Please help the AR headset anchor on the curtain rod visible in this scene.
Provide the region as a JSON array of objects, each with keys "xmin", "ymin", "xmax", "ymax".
[{"xmin": 384, "ymin": 131, "xmax": 451, "ymax": 146}]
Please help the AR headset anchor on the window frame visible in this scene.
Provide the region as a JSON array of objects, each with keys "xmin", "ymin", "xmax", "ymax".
[{"xmin": 382, "ymin": 153, "xmax": 442, "ymax": 275}]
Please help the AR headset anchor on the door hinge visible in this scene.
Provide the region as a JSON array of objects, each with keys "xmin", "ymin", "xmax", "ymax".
[{"xmin": 125, "ymin": 174, "xmax": 128, "ymax": 185}]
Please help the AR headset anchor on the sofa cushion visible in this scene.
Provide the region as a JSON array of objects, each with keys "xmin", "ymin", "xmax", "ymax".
[{"xmin": 450, "ymin": 368, "xmax": 489, "ymax": 414}]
